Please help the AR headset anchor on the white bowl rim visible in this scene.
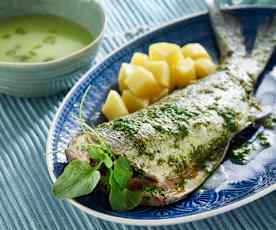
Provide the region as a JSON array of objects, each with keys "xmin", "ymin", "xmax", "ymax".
[
  {"xmin": 46, "ymin": 5, "xmax": 276, "ymax": 226},
  {"xmin": 0, "ymin": 0, "xmax": 106, "ymax": 69}
]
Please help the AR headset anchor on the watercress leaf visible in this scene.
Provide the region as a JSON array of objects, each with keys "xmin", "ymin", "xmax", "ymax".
[
  {"xmin": 109, "ymin": 187, "xmax": 142, "ymax": 211},
  {"xmin": 108, "ymin": 171, "xmax": 117, "ymax": 190},
  {"xmin": 53, "ymin": 160, "xmax": 101, "ymax": 199},
  {"xmin": 90, "ymin": 170, "xmax": 101, "ymax": 190},
  {"xmin": 108, "ymin": 169, "xmax": 142, "ymax": 210},
  {"xmin": 89, "ymin": 145, "xmax": 113, "ymax": 169},
  {"xmin": 88, "ymin": 146, "xmax": 105, "ymax": 161},
  {"xmin": 109, "ymin": 186, "xmax": 126, "ymax": 211},
  {"xmin": 113, "ymin": 157, "xmax": 133, "ymax": 188},
  {"xmin": 103, "ymin": 155, "xmax": 113, "ymax": 169},
  {"xmin": 125, "ymin": 190, "xmax": 143, "ymax": 210}
]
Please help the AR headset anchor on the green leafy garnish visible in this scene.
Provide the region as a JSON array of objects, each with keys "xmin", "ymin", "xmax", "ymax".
[
  {"xmin": 109, "ymin": 186, "xmax": 143, "ymax": 211},
  {"xmin": 53, "ymin": 144, "xmax": 142, "ymax": 211},
  {"xmin": 108, "ymin": 157, "xmax": 142, "ymax": 210},
  {"xmin": 88, "ymin": 145, "xmax": 113, "ymax": 169},
  {"xmin": 104, "ymin": 155, "xmax": 113, "ymax": 169},
  {"xmin": 53, "ymin": 86, "xmax": 143, "ymax": 210},
  {"xmin": 53, "ymin": 160, "xmax": 101, "ymax": 199},
  {"xmin": 108, "ymin": 171, "xmax": 142, "ymax": 211},
  {"xmin": 113, "ymin": 157, "xmax": 133, "ymax": 188}
]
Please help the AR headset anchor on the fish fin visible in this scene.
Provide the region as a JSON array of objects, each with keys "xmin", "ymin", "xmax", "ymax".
[{"xmin": 206, "ymin": 0, "xmax": 246, "ymax": 61}]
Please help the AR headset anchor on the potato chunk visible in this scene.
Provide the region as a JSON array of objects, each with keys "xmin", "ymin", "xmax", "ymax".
[
  {"xmin": 131, "ymin": 52, "xmax": 170, "ymax": 88},
  {"xmin": 151, "ymin": 87, "xmax": 169, "ymax": 103},
  {"xmin": 149, "ymin": 42, "xmax": 182, "ymax": 62},
  {"xmin": 102, "ymin": 90, "xmax": 129, "ymax": 120},
  {"xmin": 124, "ymin": 65, "xmax": 162, "ymax": 99},
  {"xmin": 122, "ymin": 90, "xmax": 149, "ymax": 113},
  {"xmin": 143, "ymin": 60, "xmax": 170, "ymax": 87},
  {"xmin": 174, "ymin": 58, "xmax": 197, "ymax": 88},
  {"xmin": 195, "ymin": 58, "xmax": 217, "ymax": 79},
  {"xmin": 118, "ymin": 63, "xmax": 133, "ymax": 92},
  {"xmin": 182, "ymin": 43, "xmax": 211, "ymax": 60},
  {"xmin": 149, "ymin": 42, "xmax": 184, "ymax": 90},
  {"xmin": 131, "ymin": 53, "xmax": 149, "ymax": 66}
]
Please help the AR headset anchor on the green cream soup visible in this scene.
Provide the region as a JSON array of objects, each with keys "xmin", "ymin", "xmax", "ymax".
[{"xmin": 0, "ymin": 15, "xmax": 93, "ymax": 63}]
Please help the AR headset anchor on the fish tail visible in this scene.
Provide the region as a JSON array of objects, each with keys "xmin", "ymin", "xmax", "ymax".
[
  {"xmin": 207, "ymin": 0, "xmax": 276, "ymax": 84},
  {"xmin": 205, "ymin": 0, "xmax": 246, "ymax": 62},
  {"xmin": 249, "ymin": 16, "xmax": 276, "ymax": 81}
]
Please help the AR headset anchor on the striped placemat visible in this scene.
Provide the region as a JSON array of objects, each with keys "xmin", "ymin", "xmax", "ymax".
[{"xmin": 1, "ymin": 0, "xmax": 276, "ymax": 229}]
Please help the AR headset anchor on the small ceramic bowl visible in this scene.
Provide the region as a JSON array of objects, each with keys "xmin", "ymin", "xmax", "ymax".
[{"xmin": 0, "ymin": 0, "xmax": 105, "ymax": 97}]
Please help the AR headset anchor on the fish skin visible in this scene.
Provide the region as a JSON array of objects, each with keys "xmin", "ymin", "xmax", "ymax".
[
  {"xmin": 97, "ymin": 72, "xmax": 253, "ymax": 179},
  {"xmin": 66, "ymin": 70, "xmax": 259, "ymax": 205},
  {"xmin": 94, "ymin": 71, "xmax": 256, "ymax": 205},
  {"xmin": 65, "ymin": 2, "xmax": 276, "ymax": 206}
]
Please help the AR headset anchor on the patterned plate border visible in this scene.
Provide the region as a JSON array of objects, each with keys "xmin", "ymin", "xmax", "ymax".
[{"xmin": 46, "ymin": 5, "xmax": 276, "ymax": 226}]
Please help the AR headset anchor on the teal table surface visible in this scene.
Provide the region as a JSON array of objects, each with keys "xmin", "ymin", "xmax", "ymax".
[{"xmin": 1, "ymin": 0, "xmax": 276, "ymax": 229}]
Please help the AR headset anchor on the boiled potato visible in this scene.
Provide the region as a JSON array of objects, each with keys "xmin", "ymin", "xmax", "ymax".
[
  {"xmin": 118, "ymin": 63, "xmax": 133, "ymax": 91},
  {"xmin": 122, "ymin": 90, "xmax": 149, "ymax": 113},
  {"xmin": 151, "ymin": 87, "xmax": 169, "ymax": 103},
  {"xmin": 182, "ymin": 43, "xmax": 210, "ymax": 60},
  {"xmin": 149, "ymin": 42, "xmax": 184, "ymax": 90},
  {"xmin": 124, "ymin": 65, "xmax": 163, "ymax": 99},
  {"xmin": 143, "ymin": 60, "xmax": 170, "ymax": 87},
  {"xmin": 149, "ymin": 42, "xmax": 184, "ymax": 67},
  {"xmin": 149, "ymin": 42, "xmax": 182, "ymax": 63},
  {"xmin": 131, "ymin": 53, "xmax": 149, "ymax": 66},
  {"xmin": 102, "ymin": 90, "xmax": 129, "ymax": 120},
  {"xmin": 195, "ymin": 58, "xmax": 217, "ymax": 79},
  {"xmin": 131, "ymin": 52, "xmax": 170, "ymax": 88},
  {"xmin": 174, "ymin": 58, "xmax": 197, "ymax": 88}
]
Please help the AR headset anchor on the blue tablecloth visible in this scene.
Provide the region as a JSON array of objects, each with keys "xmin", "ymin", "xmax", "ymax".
[{"xmin": 1, "ymin": 0, "xmax": 276, "ymax": 229}]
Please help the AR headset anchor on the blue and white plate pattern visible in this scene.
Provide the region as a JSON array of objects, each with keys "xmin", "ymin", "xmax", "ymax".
[{"xmin": 47, "ymin": 7, "xmax": 276, "ymax": 226}]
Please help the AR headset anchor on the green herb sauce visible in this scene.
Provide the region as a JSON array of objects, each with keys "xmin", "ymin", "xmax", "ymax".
[
  {"xmin": 230, "ymin": 143, "xmax": 254, "ymax": 165},
  {"xmin": 107, "ymin": 103, "xmax": 201, "ymax": 159},
  {"xmin": 257, "ymin": 132, "xmax": 270, "ymax": 147},
  {"xmin": 112, "ymin": 118, "xmax": 139, "ymax": 137},
  {"xmin": 209, "ymin": 104, "xmax": 239, "ymax": 132},
  {"xmin": 262, "ymin": 114, "xmax": 276, "ymax": 129},
  {"xmin": 143, "ymin": 186, "xmax": 167, "ymax": 198}
]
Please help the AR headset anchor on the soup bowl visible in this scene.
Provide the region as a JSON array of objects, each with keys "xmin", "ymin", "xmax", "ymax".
[{"xmin": 0, "ymin": 0, "xmax": 105, "ymax": 97}]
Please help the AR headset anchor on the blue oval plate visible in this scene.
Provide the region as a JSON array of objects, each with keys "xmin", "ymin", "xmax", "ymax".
[{"xmin": 47, "ymin": 6, "xmax": 276, "ymax": 226}]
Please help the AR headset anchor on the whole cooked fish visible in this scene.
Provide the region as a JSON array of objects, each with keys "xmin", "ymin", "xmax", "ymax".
[{"xmin": 65, "ymin": 1, "xmax": 276, "ymax": 206}]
